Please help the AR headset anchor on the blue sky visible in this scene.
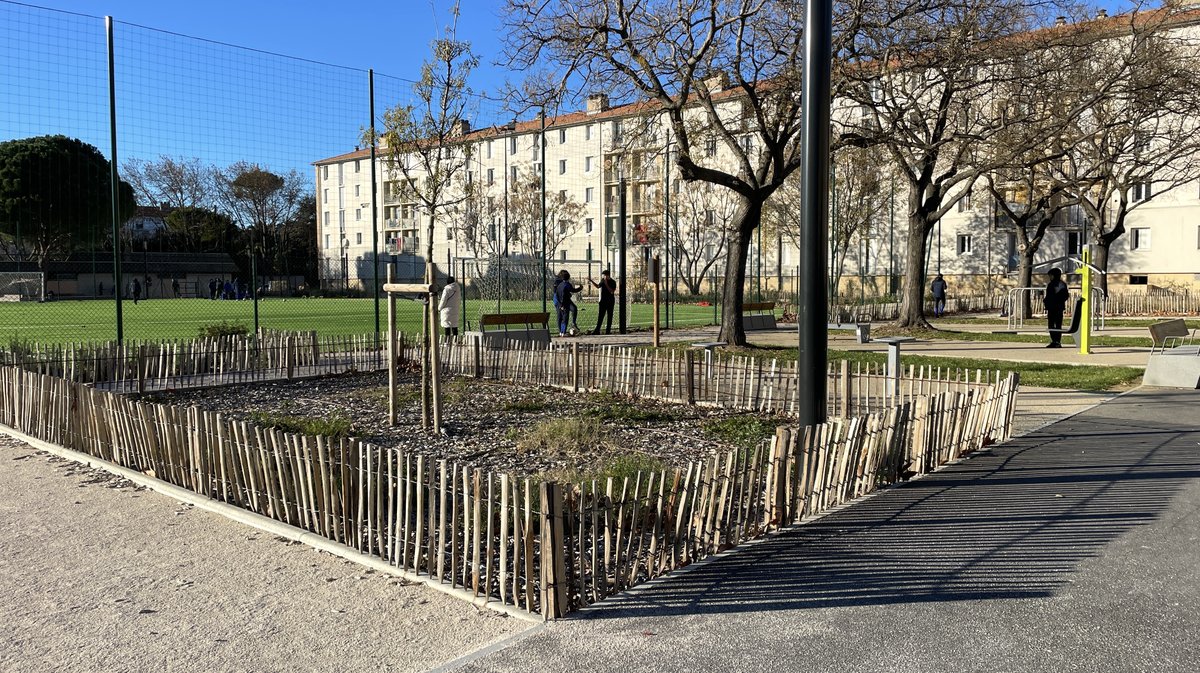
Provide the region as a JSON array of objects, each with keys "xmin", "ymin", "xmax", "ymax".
[
  {"xmin": 15, "ymin": 0, "xmax": 512, "ymax": 90},
  {"xmin": 1, "ymin": 0, "xmax": 513, "ymax": 187}
]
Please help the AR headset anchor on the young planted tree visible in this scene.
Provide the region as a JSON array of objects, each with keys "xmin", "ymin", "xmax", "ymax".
[
  {"xmin": 369, "ymin": 5, "xmax": 478, "ymax": 431},
  {"xmin": 502, "ymin": 0, "xmax": 809, "ymax": 345},
  {"xmin": 0, "ymin": 135, "xmax": 136, "ymax": 300}
]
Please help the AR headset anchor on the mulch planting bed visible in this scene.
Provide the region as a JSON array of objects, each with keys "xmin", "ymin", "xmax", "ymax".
[{"xmin": 147, "ymin": 369, "xmax": 787, "ymax": 479}]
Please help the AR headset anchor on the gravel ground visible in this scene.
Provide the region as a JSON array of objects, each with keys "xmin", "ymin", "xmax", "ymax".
[
  {"xmin": 148, "ymin": 370, "xmax": 782, "ymax": 478},
  {"xmin": 0, "ymin": 434, "xmax": 530, "ymax": 673}
]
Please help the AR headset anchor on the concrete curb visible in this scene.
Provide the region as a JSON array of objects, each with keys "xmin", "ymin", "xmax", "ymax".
[{"xmin": 0, "ymin": 423, "xmax": 542, "ymax": 625}]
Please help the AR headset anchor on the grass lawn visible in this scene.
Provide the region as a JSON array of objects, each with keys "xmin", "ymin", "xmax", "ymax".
[
  {"xmin": 0, "ymin": 297, "xmax": 724, "ymax": 344},
  {"xmin": 651, "ymin": 340, "xmax": 1143, "ymax": 392},
  {"xmin": 873, "ymin": 325, "xmax": 1151, "ymax": 348}
]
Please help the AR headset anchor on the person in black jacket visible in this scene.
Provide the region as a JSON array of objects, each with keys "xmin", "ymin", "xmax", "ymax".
[
  {"xmin": 1043, "ymin": 267, "xmax": 1071, "ymax": 348},
  {"xmin": 590, "ymin": 269, "xmax": 617, "ymax": 335}
]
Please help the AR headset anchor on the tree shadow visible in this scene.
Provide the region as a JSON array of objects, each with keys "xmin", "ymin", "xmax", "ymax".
[{"xmin": 580, "ymin": 390, "xmax": 1200, "ymax": 619}]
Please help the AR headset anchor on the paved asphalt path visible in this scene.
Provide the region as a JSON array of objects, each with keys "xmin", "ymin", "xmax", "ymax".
[{"xmin": 460, "ymin": 388, "xmax": 1200, "ymax": 673}]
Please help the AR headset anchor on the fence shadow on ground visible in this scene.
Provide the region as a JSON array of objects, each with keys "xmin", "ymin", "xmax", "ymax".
[{"xmin": 578, "ymin": 392, "xmax": 1200, "ymax": 618}]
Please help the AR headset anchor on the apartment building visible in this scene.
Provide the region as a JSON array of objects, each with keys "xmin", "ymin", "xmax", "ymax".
[{"xmin": 315, "ymin": 46, "xmax": 1200, "ymax": 297}]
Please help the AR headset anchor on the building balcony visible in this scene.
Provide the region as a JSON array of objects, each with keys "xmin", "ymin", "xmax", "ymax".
[
  {"xmin": 385, "ymin": 237, "xmax": 420, "ymax": 255},
  {"xmin": 384, "ymin": 217, "xmax": 418, "ymax": 231}
]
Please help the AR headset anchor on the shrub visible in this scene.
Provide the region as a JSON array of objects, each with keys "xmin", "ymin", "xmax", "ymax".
[
  {"xmin": 248, "ymin": 411, "xmax": 353, "ymax": 440},
  {"xmin": 197, "ymin": 321, "xmax": 250, "ymax": 338}
]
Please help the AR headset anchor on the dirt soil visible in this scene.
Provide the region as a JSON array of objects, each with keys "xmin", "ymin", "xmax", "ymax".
[
  {"xmin": 148, "ymin": 370, "xmax": 784, "ymax": 479},
  {"xmin": 0, "ymin": 435, "xmax": 530, "ymax": 673}
]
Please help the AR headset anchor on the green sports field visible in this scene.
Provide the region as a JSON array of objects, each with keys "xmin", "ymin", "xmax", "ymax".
[{"xmin": 0, "ymin": 297, "xmax": 725, "ymax": 344}]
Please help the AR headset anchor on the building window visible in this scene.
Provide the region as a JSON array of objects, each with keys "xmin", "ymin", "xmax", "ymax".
[
  {"xmin": 1132, "ymin": 181, "xmax": 1153, "ymax": 202},
  {"xmin": 957, "ymin": 234, "xmax": 973, "ymax": 254},
  {"xmin": 322, "ymin": 166, "xmax": 328, "ymax": 179},
  {"xmin": 1068, "ymin": 231, "xmax": 1083, "ymax": 255},
  {"xmin": 356, "ymin": 232, "xmax": 362, "ymax": 245},
  {"xmin": 585, "ymin": 156, "xmax": 593, "ymax": 173},
  {"xmin": 585, "ymin": 217, "xmax": 593, "ymax": 233},
  {"xmin": 611, "ymin": 120, "xmax": 623, "ymax": 142},
  {"xmin": 487, "ymin": 141, "xmax": 493, "ymax": 159},
  {"xmin": 466, "ymin": 170, "xmax": 473, "ymax": 184},
  {"xmin": 559, "ymin": 129, "xmax": 566, "ymax": 144},
  {"xmin": 559, "ymin": 159, "xmax": 567, "ymax": 175},
  {"xmin": 354, "ymin": 159, "xmax": 360, "ymax": 173},
  {"xmin": 558, "ymin": 190, "xmax": 567, "ymax": 203},
  {"xmin": 1130, "ymin": 274, "xmax": 1149, "ymax": 285},
  {"xmin": 354, "ymin": 184, "xmax": 360, "ymax": 197},
  {"xmin": 510, "ymin": 165, "xmax": 518, "ymax": 183},
  {"xmin": 1131, "ymin": 227, "xmax": 1151, "ymax": 250},
  {"xmin": 560, "ymin": 249, "xmax": 567, "ymax": 261},
  {"xmin": 509, "ymin": 136, "xmax": 518, "ymax": 155},
  {"xmin": 586, "ymin": 124, "xmax": 593, "ymax": 141},
  {"xmin": 323, "ymin": 188, "xmax": 329, "ymax": 202},
  {"xmin": 355, "ymin": 209, "xmax": 362, "ymax": 221},
  {"xmin": 957, "ymin": 189, "xmax": 972, "ymax": 212},
  {"xmin": 447, "ymin": 227, "xmax": 453, "ymax": 240},
  {"xmin": 324, "ymin": 234, "xmax": 330, "ymax": 249},
  {"xmin": 586, "ymin": 187, "xmax": 594, "ymax": 203},
  {"xmin": 487, "ymin": 168, "xmax": 494, "ymax": 185},
  {"xmin": 324, "ymin": 211, "xmax": 330, "ymax": 226},
  {"xmin": 705, "ymin": 137, "xmax": 716, "ymax": 158}
]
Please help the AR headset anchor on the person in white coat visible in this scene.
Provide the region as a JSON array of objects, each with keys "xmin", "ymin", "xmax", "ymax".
[{"xmin": 439, "ymin": 276, "xmax": 461, "ymax": 337}]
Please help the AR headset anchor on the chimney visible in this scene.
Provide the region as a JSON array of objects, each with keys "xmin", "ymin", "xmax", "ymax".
[
  {"xmin": 1096, "ymin": 8, "xmax": 1107, "ymax": 18},
  {"xmin": 586, "ymin": 93, "xmax": 609, "ymax": 115},
  {"xmin": 1055, "ymin": 15, "xmax": 1067, "ymax": 26},
  {"xmin": 450, "ymin": 119, "xmax": 470, "ymax": 137},
  {"xmin": 699, "ymin": 71, "xmax": 728, "ymax": 93}
]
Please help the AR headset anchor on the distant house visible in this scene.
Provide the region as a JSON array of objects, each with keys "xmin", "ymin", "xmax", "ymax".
[{"xmin": 123, "ymin": 206, "xmax": 170, "ymax": 242}]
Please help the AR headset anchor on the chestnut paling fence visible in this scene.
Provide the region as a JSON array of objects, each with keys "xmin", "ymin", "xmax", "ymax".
[
  {"xmin": 2, "ymin": 333, "xmax": 1004, "ymax": 420},
  {"xmin": 0, "ymin": 353, "xmax": 1018, "ymax": 618}
]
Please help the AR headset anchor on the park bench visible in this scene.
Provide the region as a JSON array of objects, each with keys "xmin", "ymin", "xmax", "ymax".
[
  {"xmin": 1149, "ymin": 318, "xmax": 1197, "ymax": 354},
  {"xmin": 469, "ymin": 312, "xmax": 552, "ymax": 349},
  {"xmin": 1049, "ymin": 298, "xmax": 1084, "ymax": 346},
  {"xmin": 741, "ymin": 302, "xmax": 778, "ymax": 331}
]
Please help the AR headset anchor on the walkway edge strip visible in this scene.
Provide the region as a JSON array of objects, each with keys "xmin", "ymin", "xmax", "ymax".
[{"xmin": 0, "ymin": 423, "xmax": 542, "ymax": 625}]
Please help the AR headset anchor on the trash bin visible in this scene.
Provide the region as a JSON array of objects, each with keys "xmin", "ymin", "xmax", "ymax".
[{"xmin": 855, "ymin": 323, "xmax": 871, "ymax": 344}]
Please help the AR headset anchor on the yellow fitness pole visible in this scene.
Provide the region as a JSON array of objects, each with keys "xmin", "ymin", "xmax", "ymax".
[{"xmin": 1079, "ymin": 246, "xmax": 1092, "ymax": 355}]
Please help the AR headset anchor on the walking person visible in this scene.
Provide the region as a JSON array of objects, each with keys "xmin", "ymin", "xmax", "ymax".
[
  {"xmin": 209, "ymin": 278, "xmax": 218, "ymax": 300},
  {"xmin": 931, "ymin": 273, "xmax": 948, "ymax": 318},
  {"xmin": 439, "ymin": 275, "xmax": 461, "ymax": 338},
  {"xmin": 131, "ymin": 278, "xmax": 142, "ymax": 305},
  {"xmin": 171, "ymin": 278, "xmax": 181, "ymax": 298},
  {"xmin": 590, "ymin": 269, "xmax": 617, "ymax": 335},
  {"xmin": 1043, "ymin": 267, "xmax": 1071, "ymax": 348},
  {"xmin": 553, "ymin": 271, "xmax": 566, "ymax": 336}
]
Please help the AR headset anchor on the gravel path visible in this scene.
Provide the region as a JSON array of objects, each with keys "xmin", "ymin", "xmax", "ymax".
[{"xmin": 0, "ymin": 434, "xmax": 530, "ymax": 673}]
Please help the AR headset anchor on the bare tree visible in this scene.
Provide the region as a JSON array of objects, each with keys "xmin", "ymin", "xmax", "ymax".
[
  {"xmin": 767, "ymin": 145, "xmax": 886, "ymax": 301},
  {"xmin": 503, "ymin": 0, "xmax": 811, "ymax": 345},
  {"xmin": 669, "ymin": 181, "xmax": 733, "ymax": 296},
  {"xmin": 507, "ymin": 171, "xmax": 586, "ymax": 260},
  {"xmin": 123, "ymin": 156, "xmax": 211, "ymax": 209},
  {"xmin": 1052, "ymin": 9, "xmax": 1200, "ymax": 294},
  {"xmin": 838, "ymin": 0, "xmax": 1102, "ymax": 327}
]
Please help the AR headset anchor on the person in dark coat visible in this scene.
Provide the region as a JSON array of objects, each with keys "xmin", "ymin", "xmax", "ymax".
[
  {"xmin": 1043, "ymin": 267, "xmax": 1071, "ymax": 348},
  {"xmin": 930, "ymin": 273, "xmax": 948, "ymax": 318},
  {"xmin": 554, "ymin": 270, "xmax": 582, "ymax": 336},
  {"xmin": 131, "ymin": 278, "xmax": 141, "ymax": 304},
  {"xmin": 590, "ymin": 269, "xmax": 617, "ymax": 334}
]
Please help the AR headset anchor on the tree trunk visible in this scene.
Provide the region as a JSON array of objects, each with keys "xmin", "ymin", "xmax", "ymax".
[
  {"xmin": 1092, "ymin": 240, "xmax": 1110, "ymax": 296},
  {"xmin": 1017, "ymin": 251, "xmax": 1035, "ymax": 319},
  {"xmin": 718, "ymin": 198, "xmax": 760, "ymax": 346},
  {"xmin": 896, "ymin": 210, "xmax": 932, "ymax": 328}
]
